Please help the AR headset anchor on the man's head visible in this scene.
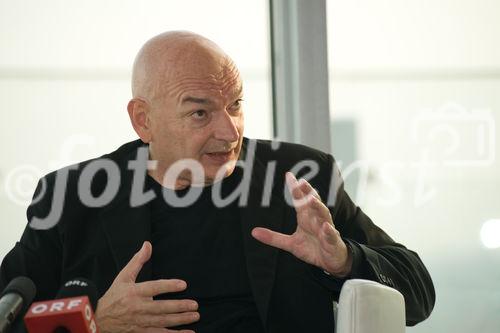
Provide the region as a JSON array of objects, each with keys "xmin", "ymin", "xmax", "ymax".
[{"xmin": 127, "ymin": 31, "xmax": 244, "ymax": 188}]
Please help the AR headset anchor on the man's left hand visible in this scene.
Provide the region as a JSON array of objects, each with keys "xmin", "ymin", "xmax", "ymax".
[{"xmin": 251, "ymin": 172, "xmax": 352, "ymax": 278}]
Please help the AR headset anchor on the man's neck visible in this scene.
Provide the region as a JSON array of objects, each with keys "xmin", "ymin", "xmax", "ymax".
[{"xmin": 147, "ymin": 167, "xmax": 194, "ymax": 190}]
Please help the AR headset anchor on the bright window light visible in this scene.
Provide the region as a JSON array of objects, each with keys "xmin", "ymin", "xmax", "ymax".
[{"xmin": 480, "ymin": 219, "xmax": 500, "ymax": 249}]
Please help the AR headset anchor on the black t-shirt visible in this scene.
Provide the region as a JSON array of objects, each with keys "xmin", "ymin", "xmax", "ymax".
[{"xmin": 148, "ymin": 170, "xmax": 265, "ymax": 333}]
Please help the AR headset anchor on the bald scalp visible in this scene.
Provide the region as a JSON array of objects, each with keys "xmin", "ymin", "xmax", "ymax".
[{"xmin": 131, "ymin": 31, "xmax": 234, "ymax": 102}]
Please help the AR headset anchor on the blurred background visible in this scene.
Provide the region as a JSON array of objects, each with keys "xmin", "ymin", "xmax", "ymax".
[{"xmin": 1, "ymin": 0, "xmax": 499, "ymax": 332}]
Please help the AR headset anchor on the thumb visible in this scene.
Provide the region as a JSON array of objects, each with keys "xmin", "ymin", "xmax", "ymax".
[{"xmin": 115, "ymin": 241, "xmax": 152, "ymax": 283}]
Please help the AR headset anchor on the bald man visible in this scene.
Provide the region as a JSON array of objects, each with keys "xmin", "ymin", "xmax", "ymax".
[
  {"xmin": 129, "ymin": 31, "xmax": 245, "ymax": 188},
  {"xmin": 0, "ymin": 31, "xmax": 435, "ymax": 333}
]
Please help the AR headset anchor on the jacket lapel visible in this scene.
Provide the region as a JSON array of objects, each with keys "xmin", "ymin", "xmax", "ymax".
[
  {"xmin": 239, "ymin": 139, "xmax": 286, "ymax": 325},
  {"xmin": 100, "ymin": 197, "xmax": 152, "ymax": 283},
  {"xmin": 100, "ymin": 142, "xmax": 152, "ymax": 283}
]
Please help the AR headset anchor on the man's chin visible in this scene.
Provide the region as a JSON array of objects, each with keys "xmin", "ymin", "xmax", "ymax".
[{"xmin": 203, "ymin": 159, "xmax": 238, "ymax": 184}]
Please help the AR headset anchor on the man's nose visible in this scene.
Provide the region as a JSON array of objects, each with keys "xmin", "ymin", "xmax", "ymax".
[{"xmin": 214, "ymin": 111, "xmax": 239, "ymax": 142}]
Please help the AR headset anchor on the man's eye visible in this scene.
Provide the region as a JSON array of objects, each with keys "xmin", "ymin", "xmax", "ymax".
[
  {"xmin": 231, "ymin": 99, "xmax": 243, "ymax": 111},
  {"xmin": 192, "ymin": 110, "xmax": 207, "ymax": 119}
]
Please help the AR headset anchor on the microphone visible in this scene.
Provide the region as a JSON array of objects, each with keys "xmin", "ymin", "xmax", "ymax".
[
  {"xmin": 24, "ymin": 278, "xmax": 99, "ymax": 333},
  {"xmin": 55, "ymin": 279, "xmax": 98, "ymax": 313},
  {"xmin": 0, "ymin": 276, "xmax": 36, "ymax": 333}
]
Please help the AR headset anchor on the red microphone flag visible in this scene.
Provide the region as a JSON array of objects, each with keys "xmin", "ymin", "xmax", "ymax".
[{"xmin": 24, "ymin": 296, "xmax": 98, "ymax": 333}]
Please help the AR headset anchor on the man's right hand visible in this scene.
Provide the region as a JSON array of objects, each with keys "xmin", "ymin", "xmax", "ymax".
[{"xmin": 95, "ymin": 241, "xmax": 200, "ymax": 333}]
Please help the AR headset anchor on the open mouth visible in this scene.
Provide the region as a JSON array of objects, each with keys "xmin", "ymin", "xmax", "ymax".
[{"xmin": 205, "ymin": 150, "xmax": 233, "ymax": 163}]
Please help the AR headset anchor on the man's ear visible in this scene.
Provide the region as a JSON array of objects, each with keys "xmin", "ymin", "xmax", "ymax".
[{"xmin": 127, "ymin": 98, "xmax": 152, "ymax": 143}]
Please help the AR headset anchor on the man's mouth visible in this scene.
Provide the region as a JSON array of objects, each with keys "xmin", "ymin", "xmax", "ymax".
[{"xmin": 205, "ymin": 150, "xmax": 233, "ymax": 163}]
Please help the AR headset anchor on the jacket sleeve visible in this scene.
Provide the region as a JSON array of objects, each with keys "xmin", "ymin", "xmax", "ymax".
[
  {"xmin": 315, "ymin": 154, "xmax": 435, "ymax": 326},
  {"xmin": 0, "ymin": 176, "xmax": 63, "ymax": 302}
]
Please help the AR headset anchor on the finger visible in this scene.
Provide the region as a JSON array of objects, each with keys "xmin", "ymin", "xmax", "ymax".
[
  {"xmin": 286, "ymin": 172, "xmax": 304, "ymax": 198},
  {"xmin": 135, "ymin": 279, "xmax": 188, "ymax": 297},
  {"xmin": 286, "ymin": 172, "xmax": 317, "ymax": 197},
  {"xmin": 318, "ymin": 229, "xmax": 335, "ymax": 259},
  {"xmin": 251, "ymin": 227, "xmax": 293, "ymax": 252},
  {"xmin": 286, "ymin": 173, "xmax": 313, "ymax": 209},
  {"xmin": 115, "ymin": 241, "xmax": 152, "ymax": 283},
  {"xmin": 288, "ymin": 180, "xmax": 332, "ymax": 231},
  {"xmin": 142, "ymin": 299, "xmax": 198, "ymax": 314},
  {"xmin": 139, "ymin": 312, "xmax": 200, "ymax": 328},
  {"xmin": 295, "ymin": 181, "xmax": 337, "ymax": 227},
  {"xmin": 307, "ymin": 194, "xmax": 334, "ymax": 222},
  {"xmin": 321, "ymin": 222, "xmax": 340, "ymax": 246},
  {"xmin": 297, "ymin": 179, "xmax": 321, "ymax": 200}
]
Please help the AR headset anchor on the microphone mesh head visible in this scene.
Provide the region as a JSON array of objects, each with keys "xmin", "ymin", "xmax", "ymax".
[
  {"xmin": 56, "ymin": 278, "xmax": 99, "ymax": 310},
  {"xmin": 1, "ymin": 276, "xmax": 37, "ymax": 313}
]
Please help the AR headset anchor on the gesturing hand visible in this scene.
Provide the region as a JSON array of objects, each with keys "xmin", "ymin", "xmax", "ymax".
[
  {"xmin": 252, "ymin": 172, "xmax": 352, "ymax": 278},
  {"xmin": 95, "ymin": 241, "xmax": 200, "ymax": 333}
]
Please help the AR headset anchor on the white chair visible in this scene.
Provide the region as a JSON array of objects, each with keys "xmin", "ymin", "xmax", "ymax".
[{"xmin": 334, "ymin": 279, "xmax": 406, "ymax": 333}]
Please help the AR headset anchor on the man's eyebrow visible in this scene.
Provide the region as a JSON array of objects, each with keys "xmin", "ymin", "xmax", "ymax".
[{"xmin": 181, "ymin": 96, "xmax": 213, "ymax": 105}]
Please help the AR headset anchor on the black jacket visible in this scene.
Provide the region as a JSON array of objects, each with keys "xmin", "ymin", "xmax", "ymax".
[{"xmin": 0, "ymin": 138, "xmax": 435, "ymax": 332}]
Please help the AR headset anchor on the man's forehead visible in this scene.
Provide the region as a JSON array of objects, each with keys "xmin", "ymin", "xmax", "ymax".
[
  {"xmin": 175, "ymin": 82, "xmax": 243, "ymax": 106},
  {"xmin": 179, "ymin": 84, "xmax": 243, "ymax": 103},
  {"xmin": 163, "ymin": 65, "xmax": 243, "ymax": 101}
]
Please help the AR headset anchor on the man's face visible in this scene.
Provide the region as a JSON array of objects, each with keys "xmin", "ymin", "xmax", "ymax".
[{"xmin": 147, "ymin": 53, "xmax": 244, "ymax": 186}]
